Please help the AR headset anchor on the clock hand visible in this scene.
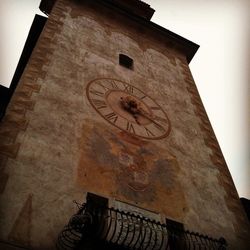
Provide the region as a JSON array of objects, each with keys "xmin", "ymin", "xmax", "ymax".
[
  {"xmin": 120, "ymin": 96, "xmax": 165, "ymax": 130},
  {"xmin": 133, "ymin": 114, "xmax": 141, "ymax": 125},
  {"xmin": 137, "ymin": 108, "xmax": 166, "ymax": 131}
]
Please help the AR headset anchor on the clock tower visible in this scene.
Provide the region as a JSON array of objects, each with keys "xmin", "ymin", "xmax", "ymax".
[{"xmin": 0, "ymin": 0, "xmax": 249, "ymax": 249}]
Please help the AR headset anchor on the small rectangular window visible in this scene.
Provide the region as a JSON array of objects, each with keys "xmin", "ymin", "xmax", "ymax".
[{"xmin": 119, "ymin": 54, "xmax": 134, "ymax": 70}]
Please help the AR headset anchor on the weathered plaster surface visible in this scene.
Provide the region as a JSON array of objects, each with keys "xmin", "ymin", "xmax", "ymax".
[
  {"xmin": 77, "ymin": 121, "xmax": 186, "ymax": 220},
  {"xmin": 0, "ymin": 0, "xmax": 249, "ymax": 249}
]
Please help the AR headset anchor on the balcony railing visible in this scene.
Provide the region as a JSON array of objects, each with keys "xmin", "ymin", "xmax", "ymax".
[{"xmin": 57, "ymin": 200, "xmax": 227, "ymax": 250}]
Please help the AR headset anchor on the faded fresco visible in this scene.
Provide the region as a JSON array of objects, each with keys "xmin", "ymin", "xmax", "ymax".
[{"xmin": 77, "ymin": 120, "xmax": 186, "ymax": 220}]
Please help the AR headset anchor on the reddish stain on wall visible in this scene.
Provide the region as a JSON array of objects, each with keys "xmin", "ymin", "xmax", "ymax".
[{"xmin": 77, "ymin": 121, "xmax": 187, "ymax": 220}]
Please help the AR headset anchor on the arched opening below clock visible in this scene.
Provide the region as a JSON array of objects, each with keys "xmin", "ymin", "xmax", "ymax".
[{"xmin": 119, "ymin": 54, "xmax": 134, "ymax": 70}]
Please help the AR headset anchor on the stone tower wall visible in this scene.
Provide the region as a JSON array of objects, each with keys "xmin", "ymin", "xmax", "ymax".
[{"xmin": 0, "ymin": 0, "xmax": 249, "ymax": 249}]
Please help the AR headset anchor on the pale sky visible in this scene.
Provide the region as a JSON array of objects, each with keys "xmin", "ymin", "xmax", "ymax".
[{"xmin": 0, "ymin": 0, "xmax": 249, "ymax": 198}]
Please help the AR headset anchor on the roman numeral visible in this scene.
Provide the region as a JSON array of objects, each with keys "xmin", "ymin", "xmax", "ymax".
[
  {"xmin": 107, "ymin": 80, "xmax": 119, "ymax": 89},
  {"xmin": 123, "ymin": 84, "xmax": 133, "ymax": 94},
  {"xmin": 90, "ymin": 89, "xmax": 105, "ymax": 97},
  {"xmin": 144, "ymin": 126, "xmax": 155, "ymax": 137},
  {"xmin": 150, "ymin": 106, "xmax": 161, "ymax": 110},
  {"xmin": 97, "ymin": 82, "xmax": 110, "ymax": 92},
  {"xmin": 105, "ymin": 112, "xmax": 118, "ymax": 124},
  {"xmin": 152, "ymin": 122, "xmax": 165, "ymax": 132},
  {"xmin": 126, "ymin": 122, "xmax": 135, "ymax": 134},
  {"xmin": 154, "ymin": 115, "xmax": 168, "ymax": 123},
  {"xmin": 97, "ymin": 80, "xmax": 120, "ymax": 92},
  {"xmin": 91, "ymin": 99, "xmax": 107, "ymax": 109}
]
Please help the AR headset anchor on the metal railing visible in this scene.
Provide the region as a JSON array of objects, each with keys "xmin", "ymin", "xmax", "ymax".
[{"xmin": 57, "ymin": 202, "xmax": 227, "ymax": 250}]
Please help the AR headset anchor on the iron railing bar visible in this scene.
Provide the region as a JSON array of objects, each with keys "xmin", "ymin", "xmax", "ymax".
[
  {"xmin": 201, "ymin": 233, "xmax": 206, "ymax": 250},
  {"xmin": 114, "ymin": 211, "xmax": 124, "ymax": 244},
  {"xmin": 120, "ymin": 212, "xmax": 131, "ymax": 246},
  {"xmin": 138, "ymin": 219, "xmax": 147, "ymax": 249},
  {"xmin": 60, "ymin": 230, "xmax": 77, "ymax": 247},
  {"xmin": 195, "ymin": 235, "xmax": 199, "ymax": 250},
  {"xmin": 151, "ymin": 222, "xmax": 158, "ymax": 250},
  {"xmin": 163, "ymin": 225, "xmax": 171, "ymax": 250},
  {"xmin": 186, "ymin": 233, "xmax": 192, "ymax": 250},
  {"xmin": 127, "ymin": 214, "xmax": 137, "ymax": 248},
  {"xmin": 102, "ymin": 208, "xmax": 113, "ymax": 241},
  {"xmin": 109, "ymin": 209, "xmax": 118, "ymax": 242},
  {"xmin": 61, "ymin": 228, "xmax": 80, "ymax": 242},
  {"xmin": 137, "ymin": 218, "xmax": 146, "ymax": 249},
  {"xmin": 206, "ymin": 237, "xmax": 212, "ymax": 250},
  {"xmin": 212, "ymin": 238, "xmax": 218, "ymax": 250},
  {"xmin": 189, "ymin": 232, "xmax": 195, "ymax": 250},
  {"xmin": 144, "ymin": 220, "xmax": 153, "ymax": 250},
  {"xmin": 199, "ymin": 235, "xmax": 204, "ymax": 249},
  {"xmin": 215, "ymin": 241, "xmax": 221, "ymax": 249},
  {"xmin": 200, "ymin": 236, "xmax": 205, "ymax": 249},
  {"xmin": 57, "ymin": 234, "xmax": 72, "ymax": 250},
  {"xmin": 133, "ymin": 216, "xmax": 143, "ymax": 248},
  {"xmin": 157, "ymin": 224, "xmax": 164, "ymax": 250},
  {"xmin": 186, "ymin": 231, "xmax": 192, "ymax": 250},
  {"xmin": 195, "ymin": 233, "xmax": 200, "ymax": 250}
]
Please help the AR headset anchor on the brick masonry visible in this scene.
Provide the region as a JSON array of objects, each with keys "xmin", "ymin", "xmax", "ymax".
[{"xmin": 0, "ymin": 0, "xmax": 63, "ymax": 191}]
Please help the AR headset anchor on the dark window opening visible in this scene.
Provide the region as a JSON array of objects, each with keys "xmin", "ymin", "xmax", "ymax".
[{"xmin": 119, "ymin": 54, "xmax": 134, "ymax": 70}]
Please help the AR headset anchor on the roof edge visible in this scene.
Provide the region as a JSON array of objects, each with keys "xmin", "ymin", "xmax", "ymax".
[{"xmin": 39, "ymin": 0, "xmax": 199, "ymax": 63}]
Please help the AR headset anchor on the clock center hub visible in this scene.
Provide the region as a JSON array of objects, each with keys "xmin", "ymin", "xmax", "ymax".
[{"xmin": 106, "ymin": 90, "xmax": 152, "ymax": 125}]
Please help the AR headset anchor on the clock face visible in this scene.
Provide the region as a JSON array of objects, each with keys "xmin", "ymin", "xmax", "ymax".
[{"xmin": 86, "ymin": 78, "xmax": 171, "ymax": 140}]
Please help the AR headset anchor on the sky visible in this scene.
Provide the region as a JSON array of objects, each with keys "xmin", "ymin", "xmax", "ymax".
[{"xmin": 0, "ymin": 0, "xmax": 249, "ymax": 198}]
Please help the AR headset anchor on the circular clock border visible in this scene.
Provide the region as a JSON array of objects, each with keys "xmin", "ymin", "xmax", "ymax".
[{"xmin": 86, "ymin": 78, "xmax": 171, "ymax": 140}]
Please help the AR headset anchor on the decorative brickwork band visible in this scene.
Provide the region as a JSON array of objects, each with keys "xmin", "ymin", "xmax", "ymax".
[{"xmin": 0, "ymin": 0, "xmax": 66, "ymax": 194}]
